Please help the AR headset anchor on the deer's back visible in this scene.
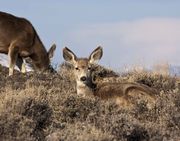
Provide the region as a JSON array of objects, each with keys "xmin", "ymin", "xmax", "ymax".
[
  {"xmin": 94, "ymin": 82, "xmax": 157, "ymax": 108},
  {"xmin": 0, "ymin": 11, "xmax": 36, "ymax": 53}
]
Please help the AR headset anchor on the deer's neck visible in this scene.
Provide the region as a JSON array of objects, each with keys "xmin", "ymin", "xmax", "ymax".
[
  {"xmin": 76, "ymin": 80, "xmax": 96, "ymax": 96},
  {"xmin": 31, "ymin": 36, "xmax": 49, "ymax": 70}
]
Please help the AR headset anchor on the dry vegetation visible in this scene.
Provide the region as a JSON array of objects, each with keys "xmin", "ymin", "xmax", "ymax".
[{"xmin": 0, "ymin": 63, "xmax": 180, "ymax": 141}]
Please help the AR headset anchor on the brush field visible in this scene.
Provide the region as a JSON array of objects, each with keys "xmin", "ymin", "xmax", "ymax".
[{"xmin": 0, "ymin": 64, "xmax": 180, "ymax": 141}]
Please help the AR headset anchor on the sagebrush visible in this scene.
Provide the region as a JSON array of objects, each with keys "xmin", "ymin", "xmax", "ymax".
[{"xmin": 0, "ymin": 64, "xmax": 180, "ymax": 141}]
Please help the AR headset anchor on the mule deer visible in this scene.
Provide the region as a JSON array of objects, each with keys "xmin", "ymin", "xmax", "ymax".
[
  {"xmin": 63, "ymin": 47, "xmax": 156, "ymax": 108},
  {"xmin": 0, "ymin": 11, "xmax": 56, "ymax": 75}
]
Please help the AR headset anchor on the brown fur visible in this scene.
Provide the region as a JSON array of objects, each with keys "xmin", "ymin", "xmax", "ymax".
[
  {"xmin": 63, "ymin": 47, "xmax": 157, "ymax": 109},
  {"xmin": 0, "ymin": 11, "xmax": 56, "ymax": 75},
  {"xmin": 94, "ymin": 82, "xmax": 156, "ymax": 108}
]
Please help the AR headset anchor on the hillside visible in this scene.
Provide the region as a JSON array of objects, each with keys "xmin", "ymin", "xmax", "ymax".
[{"xmin": 0, "ymin": 64, "xmax": 180, "ymax": 141}]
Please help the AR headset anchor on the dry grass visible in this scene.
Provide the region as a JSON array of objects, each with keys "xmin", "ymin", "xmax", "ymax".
[{"xmin": 0, "ymin": 63, "xmax": 180, "ymax": 141}]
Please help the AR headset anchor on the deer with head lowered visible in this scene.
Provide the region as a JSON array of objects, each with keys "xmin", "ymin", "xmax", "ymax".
[
  {"xmin": 0, "ymin": 11, "xmax": 56, "ymax": 75},
  {"xmin": 63, "ymin": 47, "xmax": 157, "ymax": 109}
]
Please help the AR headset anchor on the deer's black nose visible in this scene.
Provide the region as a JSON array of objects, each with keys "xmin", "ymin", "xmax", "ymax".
[{"xmin": 80, "ymin": 76, "xmax": 87, "ymax": 81}]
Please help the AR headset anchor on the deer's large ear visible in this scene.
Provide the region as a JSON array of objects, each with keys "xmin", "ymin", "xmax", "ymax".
[
  {"xmin": 48, "ymin": 44, "xmax": 56, "ymax": 59},
  {"xmin": 63, "ymin": 47, "xmax": 77, "ymax": 64},
  {"xmin": 89, "ymin": 46, "xmax": 103, "ymax": 63}
]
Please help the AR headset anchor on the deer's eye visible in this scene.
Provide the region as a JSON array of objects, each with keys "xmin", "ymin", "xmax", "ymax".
[
  {"xmin": 75, "ymin": 67, "xmax": 79, "ymax": 70},
  {"xmin": 88, "ymin": 67, "xmax": 91, "ymax": 70}
]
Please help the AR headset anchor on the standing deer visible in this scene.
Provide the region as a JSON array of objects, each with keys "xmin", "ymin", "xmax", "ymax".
[
  {"xmin": 63, "ymin": 47, "xmax": 156, "ymax": 108},
  {"xmin": 0, "ymin": 11, "xmax": 56, "ymax": 75}
]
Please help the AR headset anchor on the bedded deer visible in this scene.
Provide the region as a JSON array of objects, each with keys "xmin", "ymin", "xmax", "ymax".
[
  {"xmin": 0, "ymin": 11, "xmax": 56, "ymax": 75},
  {"xmin": 63, "ymin": 47, "xmax": 157, "ymax": 108}
]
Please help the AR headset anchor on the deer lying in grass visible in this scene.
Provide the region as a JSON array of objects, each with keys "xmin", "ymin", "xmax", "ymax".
[
  {"xmin": 63, "ymin": 47, "xmax": 157, "ymax": 109},
  {"xmin": 0, "ymin": 11, "xmax": 56, "ymax": 75}
]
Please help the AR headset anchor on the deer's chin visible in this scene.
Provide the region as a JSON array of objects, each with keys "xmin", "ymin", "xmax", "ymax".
[
  {"xmin": 77, "ymin": 80, "xmax": 86, "ymax": 87},
  {"xmin": 78, "ymin": 80, "xmax": 92, "ymax": 87}
]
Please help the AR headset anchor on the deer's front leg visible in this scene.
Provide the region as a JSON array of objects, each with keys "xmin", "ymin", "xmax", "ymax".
[{"xmin": 8, "ymin": 44, "xmax": 19, "ymax": 76}]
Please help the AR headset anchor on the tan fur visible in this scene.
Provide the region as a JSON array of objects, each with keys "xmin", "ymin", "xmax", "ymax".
[
  {"xmin": 63, "ymin": 47, "xmax": 157, "ymax": 109},
  {"xmin": 95, "ymin": 82, "xmax": 156, "ymax": 109}
]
